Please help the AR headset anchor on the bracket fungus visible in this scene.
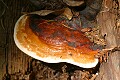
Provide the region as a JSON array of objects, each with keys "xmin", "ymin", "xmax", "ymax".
[{"xmin": 14, "ymin": 14, "xmax": 99, "ymax": 68}]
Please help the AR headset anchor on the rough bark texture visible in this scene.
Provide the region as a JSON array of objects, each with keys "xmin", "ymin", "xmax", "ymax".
[
  {"xmin": 0, "ymin": 0, "xmax": 34, "ymax": 79},
  {"xmin": 96, "ymin": 0, "xmax": 120, "ymax": 80}
]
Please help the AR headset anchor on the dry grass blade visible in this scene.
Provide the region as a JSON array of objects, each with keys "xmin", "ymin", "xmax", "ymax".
[
  {"xmin": 0, "ymin": 0, "xmax": 8, "ymax": 30},
  {"xmin": 0, "ymin": 0, "xmax": 8, "ymax": 17},
  {"xmin": 0, "ymin": 0, "xmax": 8, "ymax": 9},
  {"xmin": 0, "ymin": 19, "xmax": 5, "ymax": 30}
]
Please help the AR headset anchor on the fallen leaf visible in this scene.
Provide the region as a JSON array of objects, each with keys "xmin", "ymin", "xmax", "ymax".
[
  {"xmin": 63, "ymin": 0, "xmax": 84, "ymax": 6},
  {"xmin": 27, "ymin": 8, "xmax": 73, "ymax": 20}
]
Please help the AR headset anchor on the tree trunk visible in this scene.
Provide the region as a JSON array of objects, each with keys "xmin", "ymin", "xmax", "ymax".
[
  {"xmin": 0, "ymin": 0, "xmax": 34, "ymax": 79},
  {"xmin": 96, "ymin": 0, "xmax": 120, "ymax": 80}
]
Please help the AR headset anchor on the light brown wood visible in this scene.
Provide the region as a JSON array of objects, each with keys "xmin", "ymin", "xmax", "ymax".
[{"xmin": 96, "ymin": 0, "xmax": 120, "ymax": 80}]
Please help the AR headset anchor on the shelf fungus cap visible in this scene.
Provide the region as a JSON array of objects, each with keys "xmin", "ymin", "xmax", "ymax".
[{"xmin": 14, "ymin": 14, "xmax": 99, "ymax": 68}]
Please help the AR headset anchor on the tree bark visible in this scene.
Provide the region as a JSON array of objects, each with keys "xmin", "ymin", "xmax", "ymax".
[
  {"xmin": 96, "ymin": 0, "xmax": 120, "ymax": 80},
  {"xmin": 0, "ymin": 0, "xmax": 34, "ymax": 79}
]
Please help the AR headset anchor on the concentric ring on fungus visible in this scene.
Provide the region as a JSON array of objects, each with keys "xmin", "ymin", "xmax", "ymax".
[{"xmin": 14, "ymin": 14, "xmax": 98, "ymax": 68}]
